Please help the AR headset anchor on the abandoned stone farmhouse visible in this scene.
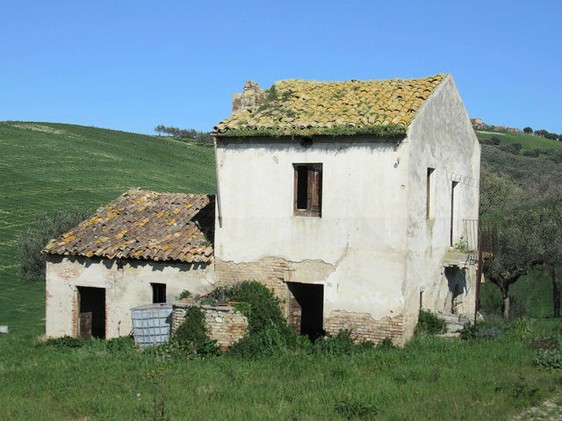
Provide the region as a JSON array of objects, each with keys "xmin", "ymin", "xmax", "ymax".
[{"xmin": 44, "ymin": 73, "xmax": 480, "ymax": 345}]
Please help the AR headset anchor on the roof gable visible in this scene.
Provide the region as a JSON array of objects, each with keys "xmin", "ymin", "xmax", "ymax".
[
  {"xmin": 44, "ymin": 188, "xmax": 214, "ymax": 263},
  {"xmin": 214, "ymin": 74, "xmax": 446, "ymax": 138}
]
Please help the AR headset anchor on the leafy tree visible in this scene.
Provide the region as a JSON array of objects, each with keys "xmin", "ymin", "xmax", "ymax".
[
  {"xmin": 17, "ymin": 207, "xmax": 92, "ymax": 281},
  {"xmin": 481, "ymin": 206, "xmax": 541, "ymax": 320},
  {"xmin": 524, "ymin": 185, "xmax": 562, "ymax": 317},
  {"xmin": 523, "ymin": 127, "xmax": 533, "ymax": 134}
]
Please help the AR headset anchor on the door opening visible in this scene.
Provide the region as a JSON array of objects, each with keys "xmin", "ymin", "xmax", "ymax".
[
  {"xmin": 77, "ymin": 286, "xmax": 106, "ymax": 339},
  {"xmin": 287, "ymin": 282, "xmax": 324, "ymax": 340}
]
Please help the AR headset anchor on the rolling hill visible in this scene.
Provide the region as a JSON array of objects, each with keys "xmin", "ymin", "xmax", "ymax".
[{"xmin": 0, "ymin": 121, "xmax": 216, "ymax": 334}]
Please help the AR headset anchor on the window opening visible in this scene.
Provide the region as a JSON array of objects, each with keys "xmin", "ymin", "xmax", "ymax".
[
  {"xmin": 426, "ymin": 168, "xmax": 434, "ymax": 219},
  {"xmin": 293, "ymin": 163, "xmax": 322, "ymax": 217},
  {"xmin": 151, "ymin": 283, "xmax": 166, "ymax": 304},
  {"xmin": 450, "ymin": 181, "xmax": 459, "ymax": 246}
]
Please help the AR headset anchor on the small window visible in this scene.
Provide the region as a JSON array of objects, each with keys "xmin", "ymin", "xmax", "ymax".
[
  {"xmin": 293, "ymin": 163, "xmax": 322, "ymax": 217},
  {"xmin": 151, "ymin": 283, "xmax": 166, "ymax": 303},
  {"xmin": 426, "ymin": 168, "xmax": 435, "ymax": 220}
]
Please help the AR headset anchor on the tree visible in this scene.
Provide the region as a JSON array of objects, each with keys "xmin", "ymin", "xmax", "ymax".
[
  {"xmin": 17, "ymin": 207, "xmax": 92, "ymax": 281},
  {"xmin": 481, "ymin": 207, "xmax": 541, "ymax": 320},
  {"xmin": 523, "ymin": 127, "xmax": 533, "ymax": 134},
  {"xmin": 526, "ymin": 187, "xmax": 562, "ymax": 317}
]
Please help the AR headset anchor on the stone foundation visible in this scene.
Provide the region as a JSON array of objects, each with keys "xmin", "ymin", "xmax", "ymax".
[
  {"xmin": 325, "ymin": 311, "xmax": 405, "ymax": 346},
  {"xmin": 172, "ymin": 302, "xmax": 248, "ymax": 351}
]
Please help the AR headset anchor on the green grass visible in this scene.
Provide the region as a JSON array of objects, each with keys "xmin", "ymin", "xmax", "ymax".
[
  {"xmin": 476, "ymin": 129, "xmax": 562, "ymax": 151},
  {"xmin": 1, "ymin": 326, "xmax": 561, "ymax": 420},
  {"xmin": 0, "ymin": 121, "xmax": 216, "ymax": 335}
]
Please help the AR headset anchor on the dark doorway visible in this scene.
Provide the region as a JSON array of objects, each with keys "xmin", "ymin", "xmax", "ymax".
[
  {"xmin": 77, "ymin": 286, "xmax": 106, "ymax": 339},
  {"xmin": 151, "ymin": 283, "xmax": 166, "ymax": 303},
  {"xmin": 445, "ymin": 267, "xmax": 467, "ymax": 314},
  {"xmin": 287, "ymin": 282, "xmax": 324, "ymax": 340}
]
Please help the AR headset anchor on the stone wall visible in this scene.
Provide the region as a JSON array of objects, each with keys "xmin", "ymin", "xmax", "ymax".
[
  {"xmin": 325, "ymin": 311, "xmax": 405, "ymax": 346},
  {"xmin": 172, "ymin": 302, "xmax": 248, "ymax": 350}
]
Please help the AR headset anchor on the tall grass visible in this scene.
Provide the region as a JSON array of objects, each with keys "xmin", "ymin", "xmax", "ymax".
[{"xmin": 0, "ymin": 321, "xmax": 560, "ymax": 420}]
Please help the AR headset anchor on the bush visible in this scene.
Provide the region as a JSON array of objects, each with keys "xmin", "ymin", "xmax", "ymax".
[
  {"xmin": 312, "ymin": 330, "xmax": 374, "ymax": 355},
  {"xmin": 459, "ymin": 323, "xmax": 502, "ymax": 341},
  {"xmin": 226, "ymin": 281, "xmax": 299, "ymax": 357},
  {"xmin": 43, "ymin": 335, "xmax": 85, "ymax": 349},
  {"xmin": 106, "ymin": 336, "xmax": 137, "ymax": 352},
  {"xmin": 17, "ymin": 207, "xmax": 92, "ymax": 281},
  {"xmin": 533, "ymin": 349, "xmax": 562, "ymax": 370},
  {"xmin": 172, "ymin": 306, "xmax": 219, "ymax": 357},
  {"xmin": 415, "ymin": 310, "xmax": 446, "ymax": 335}
]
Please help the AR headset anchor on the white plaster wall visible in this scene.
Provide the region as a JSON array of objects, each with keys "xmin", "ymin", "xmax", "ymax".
[
  {"xmin": 45, "ymin": 256, "xmax": 215, "ymax": 338},
  {"xmin": 215, "ymin": 138, "xmax": 412, "ymax": 319},
  {"xmin": 403, "ymin": 74, "xmax": 481, "ymax": 322}
]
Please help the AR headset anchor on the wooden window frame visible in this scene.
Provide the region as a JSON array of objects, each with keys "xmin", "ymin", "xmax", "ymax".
[{"xmin": 293, "ymin": 163, "xmax": 322, "ymax": 217}]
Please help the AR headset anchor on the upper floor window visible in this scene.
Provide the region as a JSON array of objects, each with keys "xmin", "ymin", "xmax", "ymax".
[{"xmin": 293, "ymin": 163, "xmax": 322, "ymax": 217}]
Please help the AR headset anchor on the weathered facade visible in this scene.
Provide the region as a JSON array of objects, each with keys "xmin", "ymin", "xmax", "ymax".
[
  {"xmin": 44, "ymin": 189, "xmax": 215, "ymax": 339},
  {"xmin": 213, "ymin": 74, "xmax": 480, "ymax": 344}
]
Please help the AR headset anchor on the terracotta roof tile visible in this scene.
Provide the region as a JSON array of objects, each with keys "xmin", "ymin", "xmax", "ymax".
[
  {"xmin": 43, "ymin": 188, "xmax": 214, "ymax": 263},
  {"xmin": 214, "ymin": 74, "xmax": 445, "ymax": 138}
]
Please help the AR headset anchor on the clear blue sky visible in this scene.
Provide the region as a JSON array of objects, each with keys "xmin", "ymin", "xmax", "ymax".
[{"xmin": 2, "ymin": 0, "xmax": 561, "ymax": 134}]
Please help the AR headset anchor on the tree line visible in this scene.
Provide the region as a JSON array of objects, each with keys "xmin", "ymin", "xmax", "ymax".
[
  {"xmin": 523, "ymin": 126, "xmax": 562, "ymax": 141},
  {"xmin": 154, "ymin": 125, "xmax": 213, "ymax": 146}
]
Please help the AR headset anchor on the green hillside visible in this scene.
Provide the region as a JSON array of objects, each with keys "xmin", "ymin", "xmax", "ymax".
[
  {"xmin": 475, "ymin": 129, "xmax": 562, "ymax": 151},
  {"xmin": 0, "ymin": 121, "xmax": 216, "ymax": 334}
]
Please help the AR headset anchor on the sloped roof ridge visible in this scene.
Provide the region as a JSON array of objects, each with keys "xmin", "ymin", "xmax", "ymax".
[
  {"xmin": 44, "ymin": 188, "xmax": 215, "ymax": 263},
  {"xmin": 214, "ymin": 73, "xmax": 447, "ymax": 139}
]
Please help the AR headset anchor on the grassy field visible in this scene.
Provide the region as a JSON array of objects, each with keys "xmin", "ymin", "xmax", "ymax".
[
  {"xmin": 1, "ymin": 321, "xmax": 561, "ymax": 420},
  {"xmin": 0, "ymin": 121, "xmax": 216, "ymax": 334},
  {"xmin": 475, "ymin": 129, "xmax": 562, "ymax": 151}
]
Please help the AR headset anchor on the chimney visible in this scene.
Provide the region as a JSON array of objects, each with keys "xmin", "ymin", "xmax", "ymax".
[{"xmin": 232, "ymin": 81, "xmax": 266, "ymax": 115}]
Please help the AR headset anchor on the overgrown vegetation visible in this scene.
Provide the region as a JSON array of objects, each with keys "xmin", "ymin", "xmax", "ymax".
[
  {"xmin": 1, "ymin": 318, "xmax": 561, "ymax": 419},
  {"xmin": 415, "ymin": 310, "xmax": 446, "ymax": 335},
  {"xmin": 17, "ymin": 207, "xmax": 92, "ymax": 281},
  {"xmin": 171, "ymin": 306, "xmax": 219, "ymax": 357}
]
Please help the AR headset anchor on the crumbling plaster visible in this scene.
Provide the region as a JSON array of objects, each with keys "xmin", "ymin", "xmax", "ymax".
[{"xmin": 45, "ymin": 256, "xmax": 214, "ymax": 338}]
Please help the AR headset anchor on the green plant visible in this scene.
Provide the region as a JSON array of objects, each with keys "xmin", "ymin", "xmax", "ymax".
[
  {"xmin": 415, "ymin": 310, "xmax": 446, "ymax": 335},
  {"xmin": 106, "ymin": 335, "xmax": 137, "ymax": 352},
  {"xmin": 172, "ymin": 306, "xmax": 219, "ymax": 357},
  {"xmin": 312, "ymin": 330, "xmax": 374, "ymax": 355},
  {"xmin": 533, "ymin": 349, "xmax": 562, "ymax": 370},
  {"xmin": 42, "ymin": 335, "xmax": 85, "ymax": 349},
  {"xmin": 333, "ymin": 399, "xmax": 379, "ymax": 419},
  {"xmin": 178, "ymin": 290, "xmax": 192, "ymax": 300}
]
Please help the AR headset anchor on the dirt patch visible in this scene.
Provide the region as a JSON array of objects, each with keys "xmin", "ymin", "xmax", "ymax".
[
  {"xmin": 512, "ymin": 397, "xmax": 562, "ymax": 420},
  {"xmin": 9, "ymin": 123, "xmax": 65, "ymax": 135}
]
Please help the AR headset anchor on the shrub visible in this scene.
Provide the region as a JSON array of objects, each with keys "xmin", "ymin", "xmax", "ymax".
[
  {"xmin": 229, "ymin": 328, "xmax": 290, "ymax": 358},
  {"xmin": 312, "ymin": 330, "xmax": 374, "ymax": 355},
  {"xmin": 415, "ymin": 310, "xmax": 446, "ymax": 335},
  {"xmin": 43, "ymin": 335, "xmax": 85, "ymax": 349},
  {"xmin": 533, "ymin": 349, "xmax": 562, "ymax": 370},
  {"xmin": 459, "ymin": 323, "xmax": 502, "ymax": 341},
  {"xmin": 17, "ymin": 207, "xmax": 92, "ymax": 281},
  {"xmin": 106, "ymin": 335, "xmax": 137, "ymax": 352},
  {"xmin": 172, "ymin": 306, "xmax": 219, "ymax": 357},
  {"xmin": 178, "ymin": 290, "xmax": 192, "ymax": 300},
  {"xmin": 226, "ymin": 281, "xmax": 299, "ymax": 357}
]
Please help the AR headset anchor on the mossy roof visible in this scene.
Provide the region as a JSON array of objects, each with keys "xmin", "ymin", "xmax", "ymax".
[
  {"xmin": 214, "ymin": 74, "xmax": 446, "ymax": 138},
  {"xmin": 43, "ymin": 188, "xmax": 215, "ymax": 263}
]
